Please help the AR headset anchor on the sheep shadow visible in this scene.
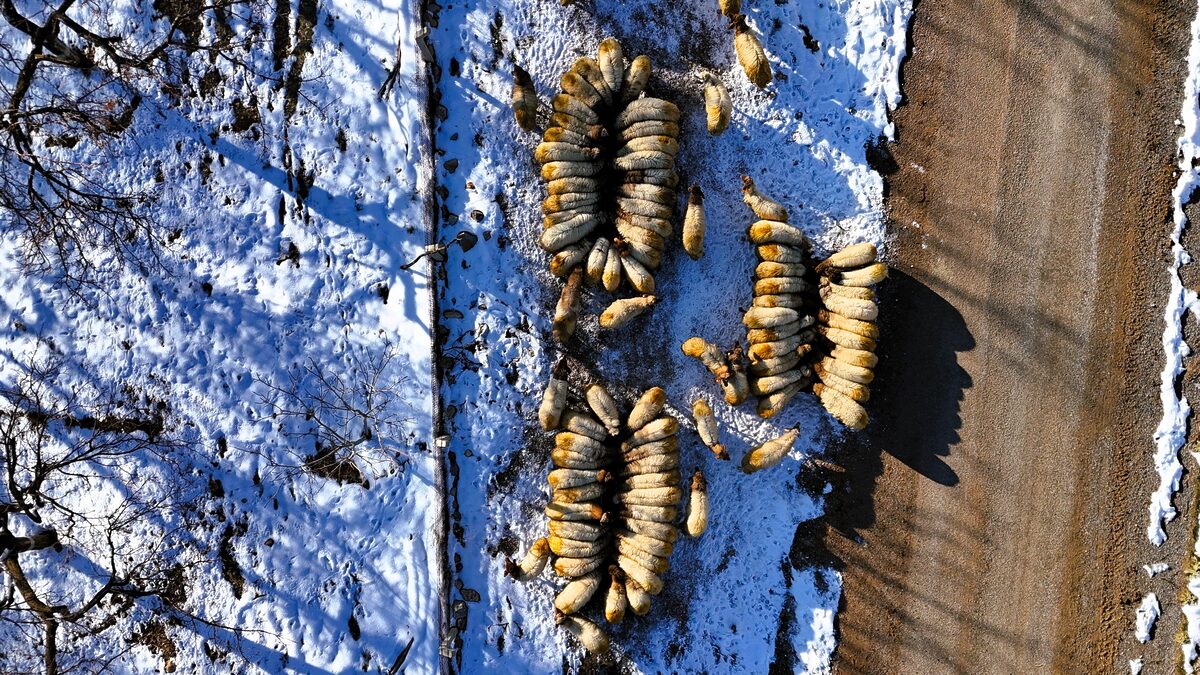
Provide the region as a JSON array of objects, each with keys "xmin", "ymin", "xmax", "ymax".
[
  {"xmin": 813, "ymin": 268, "xmax": 972, "ymax": 552},
  {"xmin": 867, "ymin": 268, "xmax": 970, "ymax": 486}
]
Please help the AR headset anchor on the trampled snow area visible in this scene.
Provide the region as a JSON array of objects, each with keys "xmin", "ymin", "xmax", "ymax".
[
  {"xmin": 0, "ymin": 1, "xmax": 439, "ymax": 673},
  {"xmin": 431, "ymin": 0, "xmax": 910, "ymax": 672}
]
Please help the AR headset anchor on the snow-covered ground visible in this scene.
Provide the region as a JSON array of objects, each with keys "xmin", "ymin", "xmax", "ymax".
[
  {"xmin": 1, "ymin": 0, "xmax": 914, "ymax": 671},
  {"xmin": 431, "ymin": 0, "xmax": 910, "ymax": 671},
  {"xmin": 0, "ymin": 1, "xmax": 438, "ymax": 673}
]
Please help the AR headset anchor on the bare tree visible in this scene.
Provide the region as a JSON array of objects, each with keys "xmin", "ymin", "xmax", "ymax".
[
  {"xmin": 0, "ymin": 0, "xmax": 271, "ymax": 289},
  {"xmin": 0, "ymin": 354, "xmax": 235, "ymax": 675},
  {"xmin": 255, "ymin": 341, "xmax": 415, "ymax": 485}
]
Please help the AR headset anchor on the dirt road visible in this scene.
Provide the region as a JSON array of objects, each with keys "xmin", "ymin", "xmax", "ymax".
[{"xmin": 827, "ymin": 0, "xmax": 1194, "ymax": 672}]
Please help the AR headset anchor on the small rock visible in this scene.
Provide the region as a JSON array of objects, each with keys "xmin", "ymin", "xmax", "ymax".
[{"xmin": 456, "ymin": 231, "xmax": 478, "ymax": 252}]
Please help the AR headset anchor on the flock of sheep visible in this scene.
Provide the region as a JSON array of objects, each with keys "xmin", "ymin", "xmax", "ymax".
[{"xmin": 504, "ymin": 15, "xmax": 888, "ymax": 654}]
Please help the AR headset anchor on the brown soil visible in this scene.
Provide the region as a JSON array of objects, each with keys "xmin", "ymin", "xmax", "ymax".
[{"xmin": 828, "ymin": 0, "xmax": 1196, "ymax": 672}]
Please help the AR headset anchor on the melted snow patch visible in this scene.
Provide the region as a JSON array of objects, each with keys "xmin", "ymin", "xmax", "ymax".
[
  {"xmin": 1186, "ymin": 575, "xmax": 1200, "ymax": 670},
  {"xmin": 1136, "ymin": 593, "xmax": 1161, "ymax": 643},
  {"xmin": 1144, "ymin": 562, "xmax": 1170, "ymax": 577}
]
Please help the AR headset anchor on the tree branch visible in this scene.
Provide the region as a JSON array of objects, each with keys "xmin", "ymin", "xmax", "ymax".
[{"xmin": 0, "ymin": 527, "xmax": 58, "ymax": 554}]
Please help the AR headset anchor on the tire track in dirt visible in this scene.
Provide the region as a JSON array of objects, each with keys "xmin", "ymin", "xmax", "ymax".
[{"xmin": 826, "ymin": 0, "xmax": 1193, "ymax": 672}]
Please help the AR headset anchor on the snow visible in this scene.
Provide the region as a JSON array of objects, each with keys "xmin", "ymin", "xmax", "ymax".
[
  {"xmin": 1144, "ymin": 562, "xmax": 1170, "ymax": 578},
  {"xmin": 1136, "ymin": 593, "xmax": 1161, "ymax": 643},
  {"xmin": 1167, "ymin": 3, "xmax": 1200, "ymax": 671},
  {"xmin": 1187, "ymin": 574, "xmax": 1200, "ymax": 672},
  {"xmin": 0, "ymin": 0, "xmax": 439, "ymax": 672},
  {"xmin": 1150, "ymin": 0, "xmax": 1200, "ymax": 549},
  {"xmin": 0, "ymin": 0, "xmax": 916, "ymax": 670},
  {"xmin": 1131, "ymin": 657, "xmax": 1144, "ymax": 675},
  {"xmin": 431, "ymin": 0, "xmax": 911, "ymax": 671}
]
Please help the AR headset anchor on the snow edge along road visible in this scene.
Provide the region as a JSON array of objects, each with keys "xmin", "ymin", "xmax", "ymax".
[{"xmin": 1163, "ymin": 2, "xmax": 1200, "ymax": 671}]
